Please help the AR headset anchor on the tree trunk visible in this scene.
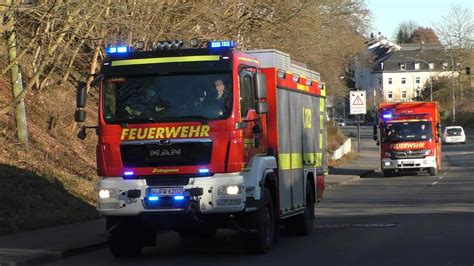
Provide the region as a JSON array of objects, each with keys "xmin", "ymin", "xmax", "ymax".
[{"xmin": 4, "ymin": 0, "xmax": 28, "ymax": 146}]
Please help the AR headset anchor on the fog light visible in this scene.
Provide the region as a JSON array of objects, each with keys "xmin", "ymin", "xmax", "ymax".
[
  {"xmin": 218, "ymin": 185, "xmax": 241, "ymax": 195},
  {"xmin": 99, "ymin": 189, "xmax": 118, "ymax": 199},
  {"xmin": 99, "ymin": 189, "xmax": 110, "ymax": 199},
  {"xmin": 226, "ymin": 186, "xmax": 240, "ymax": 195}
]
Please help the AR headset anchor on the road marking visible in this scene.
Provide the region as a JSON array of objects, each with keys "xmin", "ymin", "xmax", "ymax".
[
  {"xmin": 316, "ymin": 223, "xmax": 398, "ymax": 229},
  {"xmin": 431, "ymin": 181, "xmax": 438, "ymax": 185}
]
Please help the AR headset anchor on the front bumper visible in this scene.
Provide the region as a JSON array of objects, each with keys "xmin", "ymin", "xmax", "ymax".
[
  {"xmin": 96, "ymin": 173, "xmax": 246, "ymax": 216},
  {"xmin": 382, "ymin": 155, "xmax": 437, "ymax": 170}
]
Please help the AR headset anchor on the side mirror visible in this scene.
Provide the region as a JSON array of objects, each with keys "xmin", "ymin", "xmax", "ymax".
[
  {"xmin": 256, "ymin": 102, "xmax": 268, "ymax": 114},
  {"xmin": 76, "ymin": 81, "xmax": 87, "ymax": 108},
  {"xmin": 75, "ymin": 109, "xmax": 86, "ymax": 122},
  {"xmin": 77, "ymin": 127, "xmax": 87, "ymax": 140},
  {"xmin": 254, "ymin": 73, "xmax": 267, "ymax": 100}
]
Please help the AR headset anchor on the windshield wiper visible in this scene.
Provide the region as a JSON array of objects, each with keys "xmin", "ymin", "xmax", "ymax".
[
  {"xmin": 111, "ymin": 117, "xmax": 155, "ymax": 127},
  {"xmin": 156, "ymin": 115, "xmax": 209, "ymax": 125}
]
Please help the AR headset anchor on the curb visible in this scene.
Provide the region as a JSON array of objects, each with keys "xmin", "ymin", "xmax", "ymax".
[
  {"xmin": 6, "ymin": 240, "xmax": 108, "ymax": 266},
  {"xmin": 326, "ymin": 168, "xmax": 377, "ymax": 190}
]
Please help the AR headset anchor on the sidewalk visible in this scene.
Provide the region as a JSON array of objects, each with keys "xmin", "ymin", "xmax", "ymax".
[
  {"xmin": 0, "ymin": 137, "xmax": 379, "ymax": 265},
  {"xmin": 325, "ymin": 137, "xmax": 380, "ymax": 189}
]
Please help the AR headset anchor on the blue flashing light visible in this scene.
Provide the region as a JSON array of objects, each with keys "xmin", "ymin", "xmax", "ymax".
[
  {"xmin": 382, "ymin": 113, "xmax": 392, "ymax": 119},
  {"xmin": 117, "ymin": 46, "xmax": 128, "ymax": 53},
  {"xmin": 173, "ymin": 195, "xmax": 185, "ymax": 201},
  {"xmin": 208, "ymin": 40, "xmax": 235, "ymax": 49},
  {"xmin": 124, "ymin": 171, "xmax": 134, "ymax": 176},
  {"xmin": 199, "ymin": 168, "xmax": 210, "ymax": 174},
  {"xmin": 106, "ymin": 46, "xmax": 129, "ymax": 54},
  {"xmin": 148, "ymin": 196, "xmax": 159, "ymax": 201}
]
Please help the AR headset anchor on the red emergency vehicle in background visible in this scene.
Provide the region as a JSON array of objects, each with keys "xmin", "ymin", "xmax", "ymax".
[
  {"xmin": 75, "ymin": 40, "xmax": 328, "ymax": 257},
  {"xmin": 375, "ymin": 102, "xmax": 441, "ymax": 177}
]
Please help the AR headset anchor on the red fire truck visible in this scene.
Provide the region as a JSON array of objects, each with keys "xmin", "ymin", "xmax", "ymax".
[
  {"xmin": 75, "ymin": 40, "xmax": 327, "ymax": 257},
  {"xmin": 375, "ymin": 102, "xmax": 441, "ymax": 177}
]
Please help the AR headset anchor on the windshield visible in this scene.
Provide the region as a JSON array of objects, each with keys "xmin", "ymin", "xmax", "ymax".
[
  {"xmin": 446, "ymin": 128, "xmax": 463, "ymax": 136},
  {"xmin": 382, "ymin": 121, "xmax": 433, "ymax": 142},
  {"xmin": 103, "ymin": 73, "xmax": 232, "ymax": 123}
]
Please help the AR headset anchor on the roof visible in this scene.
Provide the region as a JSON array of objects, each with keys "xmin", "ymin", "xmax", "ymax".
[{"xmin": 375, "ymin": 48, "xmax": 452, "ymax": 72}]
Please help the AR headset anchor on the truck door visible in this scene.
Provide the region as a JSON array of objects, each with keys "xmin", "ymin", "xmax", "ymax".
[{"xmin": 239, "ymin": 68, "xmax": 266, "ymax": 165}]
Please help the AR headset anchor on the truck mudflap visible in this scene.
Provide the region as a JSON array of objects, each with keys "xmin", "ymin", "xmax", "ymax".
[
  {"xmin": 316, "ymin": 175, "xmax": 325, "ymax": 200},
  {"xmin": 96, "ymin": 173, "xmax": 251, "ymax": 216}
]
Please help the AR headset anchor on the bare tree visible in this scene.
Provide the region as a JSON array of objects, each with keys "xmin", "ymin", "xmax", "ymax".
[{"xmin": 435, "ymin": 4, "xmax": 474, "ymax": 101}]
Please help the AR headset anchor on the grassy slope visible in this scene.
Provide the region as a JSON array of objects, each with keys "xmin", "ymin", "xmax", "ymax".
[{"xmin": 0, "ymin": 75, "xmax": 100, "ymax": 234}]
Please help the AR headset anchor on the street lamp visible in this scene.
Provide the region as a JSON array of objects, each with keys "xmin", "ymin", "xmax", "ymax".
[{"xmin": 406, "ymin": 57, "xmax": 433, "ymax": 101}]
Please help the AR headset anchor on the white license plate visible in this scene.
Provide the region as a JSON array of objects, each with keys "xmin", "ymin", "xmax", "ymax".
[
  {"xmin": 404, "ymin": 161, "xmax": 414, "ymax": 165},
  {"xmin": 150, "ymin": 187, "xmax": 184, "ymax": 196}
]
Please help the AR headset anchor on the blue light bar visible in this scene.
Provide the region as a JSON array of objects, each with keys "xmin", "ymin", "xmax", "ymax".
[
  {"xmin": 382, "ymin": 113, "xmax": 392, "ymax": 119},
  {"xmin": 124, "ymin": 171, "xmax": 134, "ymax": 176},
  {"xmin": 208, "ymin": 40, "xmax": 235, "ymax": 49},
  {"xmin": 199, "ymin": 168, "xmax": 209, "ymax": 174},
  {"xmin": 106, "ymin": 46, "xmax": 129, "ymax": 54},
  {"xmin": 173, "ymin": 195, "xmax": 185, "ymax": 201},
  {"xmin": 148, "ymin": 196, "xmax": 159, "ymax": 201}
]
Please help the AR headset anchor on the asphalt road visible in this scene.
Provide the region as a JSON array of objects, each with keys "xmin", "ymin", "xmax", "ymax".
[{"xmin": 47, "ymin": 126, "xmax": 474, "ymax": 266}]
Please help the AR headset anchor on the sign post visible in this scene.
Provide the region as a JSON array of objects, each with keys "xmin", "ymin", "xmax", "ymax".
[{"xmin": 350, "ymin": 91, "xmax": 367, "ymax": 152}]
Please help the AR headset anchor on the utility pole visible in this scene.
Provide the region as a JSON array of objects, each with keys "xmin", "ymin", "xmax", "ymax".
[
  {"xmin": 452, "ymin": 57, "xmax": 456, "ymax": 125},
  {"xmin": 3, "ymin": 0, "xmax": 29, "ymax": 146}
]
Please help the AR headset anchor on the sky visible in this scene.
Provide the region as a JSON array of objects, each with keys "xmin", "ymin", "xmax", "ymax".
[{"xmin": 367, "ymin": 0, "xmax": 474, "ymax": 41}]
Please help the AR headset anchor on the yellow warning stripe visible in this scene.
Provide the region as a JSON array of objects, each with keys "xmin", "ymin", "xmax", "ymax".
[
  {"xmin": 297, "ymin": 83, "xmax": 310, "ymax": 92},
  {"xmin": 111, "ymin": 55, "xmax": 220, "ymax": 67},
  {"xmin": 238, "ymin": 57, "xmax": 259, "ymax": 64},
  {"xmin": 279, "ymin": 152, "xmax": 323, "ymax": 170}
]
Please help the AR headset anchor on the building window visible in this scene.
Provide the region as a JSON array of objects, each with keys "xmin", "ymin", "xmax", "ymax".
[
  {"xmin": 416, "ymin": 77, "xmax": 420, "ymax": 84},
  {"xmin": 388, "ymin": 91, "xmax": 393, "ymax": 99},
  {"xmin": 401, "ymin": 77, "xmax": 406, "ymax": 84},
  {"xmin": 400, "ymin": 63, "xmax": 406, "ymax": 70},
  {"xmin": 388, "ymin": 78, "xmax": 392, "ymax": 85},
  {"xmin": 402, "ymin": 91, "xmax": 407, "ymax": 99},
  {"xmin": 377, "ymin": 77, "xmax": 382, "ymax": 85},
  {"xmin": 414, "ymin": 63, "xmax": 420, "ymax": 70}
]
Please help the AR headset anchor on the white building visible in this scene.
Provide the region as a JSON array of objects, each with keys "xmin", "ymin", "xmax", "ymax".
[{"xmin": 355, "ymin": 36, "xmax": 454, "ymax": 103}]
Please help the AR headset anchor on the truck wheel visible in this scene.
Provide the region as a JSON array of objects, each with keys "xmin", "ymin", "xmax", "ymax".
[
  {"xmin": 383, "ymin": 169, "xmax": 395, "ymax": 177},
  {"xmin": 244, "ymin": 188, "xmax": 275, "ymax": 254},
  {"xmin": 286, "ymin": 180, "xmax": 314, "ymax": 235},
  {"xmin": 428, "ymin": 167, "xmax": 438, "ymax": 176},
  {"xmin": 107, "ymin": 219, "xmax": 143, "ymax": 258}
]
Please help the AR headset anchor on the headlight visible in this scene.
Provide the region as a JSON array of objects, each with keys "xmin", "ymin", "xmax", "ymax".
[
  {"xmin": 384, "ymin": 162, "xmax": 391, "ymax": 166},
  {"xmin": 422, "ymin": 149, "xmax": 431, "ymax": 156},
  {"xmin": 98, "ymin": 189, "xmax": 119, "ymax": 199},
  {"xmin": 218, "ymin": 185, "xmax": 241, "ymax": 195}
]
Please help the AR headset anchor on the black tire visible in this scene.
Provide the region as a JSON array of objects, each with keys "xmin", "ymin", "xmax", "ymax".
[
  {"xmin": 107, "ymin": 218, "xmax": 144, "ymax": 258},
  {"xmin": 244, "ymin": 188, "xmax": 275, "ymax": 254},
  {"xmin": 383, "ymin": 169, "xmax": 395, "ymax": 177},
  {"xmin": 286, "ymin": 180, "xmax": 315, "ymax": 235},
  {"xmin": 428, "ymin": 167, "xmax": 438, "ymax": 176}
]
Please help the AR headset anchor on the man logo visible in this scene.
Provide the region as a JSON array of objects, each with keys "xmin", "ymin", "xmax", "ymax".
[{"xmin": 149, "ymin": 149, "xmax": 181, "ymax": 156}]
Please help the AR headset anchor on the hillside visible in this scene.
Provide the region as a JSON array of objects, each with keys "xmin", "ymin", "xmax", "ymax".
[{"xmin": 0, "ymin": 74, "xmax": 100, "ymax": 234}]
